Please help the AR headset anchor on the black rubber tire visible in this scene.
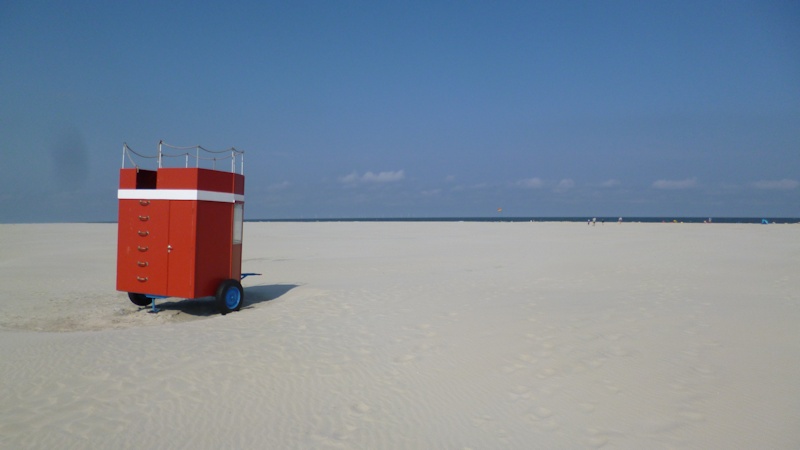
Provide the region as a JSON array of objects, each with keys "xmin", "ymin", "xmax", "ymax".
[
  {"xmin": 216, "ymin": 279, "xmax": 244, "ymax": 315},
  {"xmin": 128, "ymin": 292, "xmax": 151, "ymax": 306}
]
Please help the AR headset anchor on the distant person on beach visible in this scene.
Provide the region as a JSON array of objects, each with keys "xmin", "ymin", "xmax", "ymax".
[{"xmin": 618, "ymin": 217, "xmax": 622, "ymax": 224}]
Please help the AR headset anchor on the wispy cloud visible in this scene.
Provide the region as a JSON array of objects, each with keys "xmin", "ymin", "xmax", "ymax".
[
  {"xmin": 339, "ymin": 172, "xmax": 360, "ymax": 183},
  {"xmin": 340, "ymin": 170, "xmax": 405, "ymax": 184},
  {"xmin": 751, "ymin": 179, "xmax": 799, "ymax": 190},
  {"xmin": 363, "ymin": 170, "xmax": 405, "ymax": 182},
  {"xmin": 652, "ymin": 177, "xmax": 698, "ymax": 189},
  {"xmin": 556, "ymin": 178, "xmax": 575, "ymax": 190},
  {"xmin": 267, "ymin": 181, "xmax": 290, "ymax": 192},
  {"xmin": 600, "ymin": 179, "xmax": 620, "ymax": 187},
  {"xmin": 515, "ymin": 177, "xmax": 544, "ymax": 189},
  {"xmin": 451, "ymin": 182, "xmax": 491, "ymax": 192}
]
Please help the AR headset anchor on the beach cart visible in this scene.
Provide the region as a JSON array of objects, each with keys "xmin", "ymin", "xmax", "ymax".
[{"xmin": 116, "ymin": 141, "xmax": 256, "ymax": 314}]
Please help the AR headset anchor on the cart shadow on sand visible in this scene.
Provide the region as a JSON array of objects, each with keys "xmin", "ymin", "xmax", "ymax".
[{"xmin": 141, "ymin": 284, "xmax": 299, "ymax": 317}]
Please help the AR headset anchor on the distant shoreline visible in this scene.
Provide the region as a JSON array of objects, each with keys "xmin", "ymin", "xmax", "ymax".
[
  {"xmin": 6, "ymin": 217, "xmax": 799, "ymax": 225},
  {"xmin": 251, "ymin": 216, "xmax": 800, "ymax": 224}
]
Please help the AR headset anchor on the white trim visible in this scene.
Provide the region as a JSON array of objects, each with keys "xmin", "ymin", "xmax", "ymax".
[{"xmin": 118, "ymin": 189, "xmax": 244, "ymax": 203}]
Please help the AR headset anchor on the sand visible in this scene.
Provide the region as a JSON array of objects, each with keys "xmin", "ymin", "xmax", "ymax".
[{"xmin": 1, "ymin": 221, "xmax": 799, "ymax": 448}]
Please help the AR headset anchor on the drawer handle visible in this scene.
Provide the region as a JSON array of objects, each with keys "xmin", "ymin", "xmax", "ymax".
[
  {"xmin": 138, "ymin": 230, "xmax": 150, "ymax": 237},
  {"xmin": 138, "ymin": 215, "xmax": 150, "ymax": 221},
  {"xmin": 139, "ymin": 200, "xmax": 150, "ymax": 206},
  {"xmin": 137, "ymin": 246, "xmax": 149, "ymax": 252},
  {"xmin": 137, "ymin": 261, "xmax": 149, "ymax": 267},
  {"xmin": 137, "ymin": 276, "xmax": 148, "ymax": 282}
]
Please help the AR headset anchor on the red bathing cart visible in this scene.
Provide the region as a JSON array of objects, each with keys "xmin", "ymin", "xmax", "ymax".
[{"xmin": 116, "ymin": 141, "xmax": 257, "ymax": 314}]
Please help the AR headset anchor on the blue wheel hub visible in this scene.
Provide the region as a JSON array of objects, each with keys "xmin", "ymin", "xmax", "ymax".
[{"xmin": 225, "ymin": 287, "xmax": 241, "ymax": 309}]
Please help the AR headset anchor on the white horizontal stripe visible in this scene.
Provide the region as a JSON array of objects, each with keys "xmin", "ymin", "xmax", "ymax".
[{"xmin": 118, "ymin": 189, "xmax": 244, "ymax": 203}]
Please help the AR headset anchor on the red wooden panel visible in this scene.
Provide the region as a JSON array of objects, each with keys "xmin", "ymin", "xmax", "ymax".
[
  {"xmin": 233, "ymin": 174, "xmax": 245, "ymax": 195},
  {"xmin": 119, "ymin": 169, "xmax": 139, "ymax": 189},
  {"xmin": 165, "ymin": 201, "xmax": 198, "ymax": 299},
  {"xmin": 156, "ymin": 168, "xmax": 198, "ymax": 190},
  {"xmin": 192, "ymin": 201, "xmax": 234, "ymax": 297},
  {"xmin": 230, "ymin": 244, "xmax": 242, "ymax": 280},
  {"xmin": 157, "ymin": 168, "xmax": 238, "ymax": 194},
  {"xmin": 116, "ymin": 199, "xmax": 169, "ymax": 296},
  {"xmin": 196, "ymin": 170, "xmax": 235, "ymax": 194}
]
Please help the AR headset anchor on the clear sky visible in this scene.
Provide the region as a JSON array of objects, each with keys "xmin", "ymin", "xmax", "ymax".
[{"xmin": 1, "ymin": 1, "xmax": 798, "ymax": 222}]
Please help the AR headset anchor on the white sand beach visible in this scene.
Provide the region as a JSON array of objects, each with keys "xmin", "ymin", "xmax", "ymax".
[{"xmin": 1, "ymin": 221, "xmax": 799, "ymax": 449}]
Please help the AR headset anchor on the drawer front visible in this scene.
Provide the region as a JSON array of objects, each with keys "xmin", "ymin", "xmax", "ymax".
[{"xmin": 116, "ymin": 199, "xmax": 169, "ymax": 295}]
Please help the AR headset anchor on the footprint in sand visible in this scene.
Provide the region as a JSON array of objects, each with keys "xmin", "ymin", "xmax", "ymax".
[
  {"xmin": 693, "ymin": 366, "xmax": 714, "ymax": 375},
  {"xmin": 606, "ymin": 345, "xmax": 631, "ymax": 357},
  {"xmin": 538, "ymin": 420, "xmax": 560, "ymax": 431},
  {"xmin": 679, "ymin": 410, "xmax": 706, "ymax": 422},
  {"xmin": 471, "ymin": 415, "xmax": 511, "ymax": 442},
  {"xmin": 351, "ymin": 402, "xmax": 370, "ymax": 414},
  {"xmin": 602, "ymin": 381, "xmax": 621, "ymax": 394},
  {"xmin": 585, "ymin": 357, "xmax": 606, "ymax": 368},
  {"xmin": 414, "ymin": 343, "xmax": 434, "ymax": 352},
  {"xmin": 586, "ymin": 437, "xmax": 609, "ymax": 447},
  {"xmin": 681, "ymin": 349, "xmax": 700, "ymax": 357},
  {"xmin": 471, "ymin": 414, "xmax": 494, "ymax": 431},
  {"xmin": 536, "ymin": 367, "xmax": 557, "ymax": 379},
  {"xmin": 579, "ymin": 402, "xmax": 596, "ymax": 413},
  {"xmin": 395, "ymin": 354, "xmax": 417, "ymax": 363},
  {"xmin": 500, "ymin": 364, "xmax": 523, "ymax": 374},
  {"xmin": 517, "ymin": 353, "xmax": 537, "ymax": 363},
  {"xmin": 507, "ymin": 385, "xmax": 534, "ymax": 402},
  {"xmin": 530, "ymin": 406, "xmax": 552, "ymax": 419},
  {"xmin": 525, "ymin": 407, "xmax": 560, "ymax": 430}
]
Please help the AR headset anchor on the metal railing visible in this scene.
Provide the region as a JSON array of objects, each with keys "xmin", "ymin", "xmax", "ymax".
[{"xmin": 121, "ymin": 140, "xmax": 245, "ymax": 174}]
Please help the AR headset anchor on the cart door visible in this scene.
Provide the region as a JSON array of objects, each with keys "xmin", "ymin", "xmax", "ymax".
[{"xmin": 165, "ymin": 200, "xmax": 198, "ymax": 298}]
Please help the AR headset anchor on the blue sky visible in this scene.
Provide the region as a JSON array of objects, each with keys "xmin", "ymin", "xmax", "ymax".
[{"xmin": 1, "ymin": 0, "xmax": 798, "ymax": 222}]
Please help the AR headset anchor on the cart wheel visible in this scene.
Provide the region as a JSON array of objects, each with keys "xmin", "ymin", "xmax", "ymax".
[
  {"xmin": 128, "ymin": 292, "xmax": 151, "ymax": 306},
  {"xmin": 216, "ymin": 279, "xmax": 244, "ymax": 315}
]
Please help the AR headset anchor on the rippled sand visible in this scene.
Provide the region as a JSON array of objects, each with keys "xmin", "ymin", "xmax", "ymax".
[{"xmin": 1, "ymin": 222, "xmax": 798, "ymax": 448}]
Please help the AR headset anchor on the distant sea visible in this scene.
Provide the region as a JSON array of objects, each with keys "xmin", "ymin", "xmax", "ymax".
[{"xmin": 252, "ymin": 217, "xmax": 800, "ymax": 224}]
